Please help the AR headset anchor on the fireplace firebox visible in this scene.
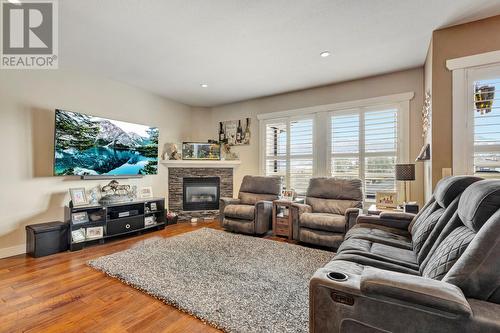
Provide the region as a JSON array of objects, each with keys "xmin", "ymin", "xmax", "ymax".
[{"xmin": 183, "ymin": 177, "xmax": 220, "ymax": 211}]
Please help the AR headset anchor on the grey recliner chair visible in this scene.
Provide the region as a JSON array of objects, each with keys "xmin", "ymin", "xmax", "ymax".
[
  {"xmin": 219, "ymin": 175, "xmax": 282, "ymax": 235},
  {"xmin": 291, "ymin": 177, "xmax": 363, "ymax": 248},
  {"xmin": 309, "ymin": 178, "xmax": 500, "ymax": 333}
]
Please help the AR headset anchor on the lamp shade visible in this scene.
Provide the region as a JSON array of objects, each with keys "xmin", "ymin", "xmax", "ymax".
[{"xmin": 395, "ymin": 164, "xmax": 415, "ymax": 181}]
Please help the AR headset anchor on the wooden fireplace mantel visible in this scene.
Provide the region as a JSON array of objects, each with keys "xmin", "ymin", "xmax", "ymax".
[{"xmin": 160, "ymin": 160, "xmax": 241, "ymax": 168}]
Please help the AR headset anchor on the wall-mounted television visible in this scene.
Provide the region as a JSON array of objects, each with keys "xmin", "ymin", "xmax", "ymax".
[{"xmin": 53, "ymin": 109, "xmax": 159, "ymax": 176}]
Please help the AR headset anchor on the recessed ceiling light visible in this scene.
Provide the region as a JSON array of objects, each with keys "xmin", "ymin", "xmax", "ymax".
[
  {"xmin": 320, "ymin": 51, "xmax": 331, "ymax": 58},
  {"xmin": 200, "ymin": 83, "xmax": 208, "ymax": 88},
  {"xmin": 8, "ymin": 0, "xmax": 21, "ymax": 4}
]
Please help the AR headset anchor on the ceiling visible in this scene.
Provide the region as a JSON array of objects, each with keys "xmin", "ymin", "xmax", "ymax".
[{"xmin": 60, "ymin": 0, "xmax": 500, "ymax": 107}]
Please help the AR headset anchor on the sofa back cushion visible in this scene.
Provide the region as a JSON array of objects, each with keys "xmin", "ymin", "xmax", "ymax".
[
  {"xmin": 306, "ymin": 197, "xmax": 361, "ymax": 215},
  {"xmin": 237, "ymin": 175, "xmax": 282, "ymax": 205},
  {"xmin": 304, "ymin": 177, "xmax": 362, "ymax": 215},
  {"xmin": 239, "ymin": 192, "xmax": 279, "ymax": 205},
  {"xmin": 433, "ymin": 175, "xmax": 483, "ymax": 207},
  {"xmin": 409, "ymin": 176, "xmax": 481, "ymax": 264},
  {"xmin": 422, "ymin": 180, "xmax": 500, "ymax": 302},
  {"xmin": 239, "ymin": 175, "xmax": 282, "ymax": 195},
  {"xmin": 306, "ymin": 177, "xmax": 363, "ymax": 201}
]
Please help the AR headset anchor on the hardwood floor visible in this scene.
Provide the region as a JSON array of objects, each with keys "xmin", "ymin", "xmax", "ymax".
[{"xmin": 0, "ymin": 221, "xmax": 297, "ymax": 333}]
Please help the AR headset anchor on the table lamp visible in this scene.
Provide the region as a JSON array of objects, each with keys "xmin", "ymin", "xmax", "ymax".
[{"xmin": 395, "ymin": 163, "xmax": 415, "ymax": 204}]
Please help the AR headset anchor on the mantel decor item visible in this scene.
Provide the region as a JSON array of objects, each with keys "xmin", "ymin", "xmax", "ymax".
[
  {"xmin": 218, "ymin": 118, "xmax": 251, "ymax": 146},
  {"xmin": 222, "ymin": 143, "xmax": 239, "ymax": 160},
  {"xmin": 163, "ymin": 142, "xmax": 182, "ymax": 160},
  {"xmin": 99, "ymin": 180, "xmax": 133, "ymax": 204},
  {"xmin": 395, "ymin": 163, "xmax": 416, "ymax": 204},
  {"xmin": 69, "ymin": 188, "xmax": 89, "ymax": 207},
  {"xmin": 182, "ymin": 142, "xmax": 221, "ymax": 160}
]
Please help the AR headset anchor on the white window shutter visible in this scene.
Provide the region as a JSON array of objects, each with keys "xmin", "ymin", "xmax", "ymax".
[
  {"xmin": 289, "ymin": 118, "xmax": 314, "ymax": 194},
  {"xmin": 264, "ymin": 120, "xmax": 287, "ymax": 180},
  {"xmin": 364, "ymin": 109, "xmax": 398, "ymax": 199},
  {"xmin": 331, "ymin": 112, "xmax": 360, "ymax": 179}
]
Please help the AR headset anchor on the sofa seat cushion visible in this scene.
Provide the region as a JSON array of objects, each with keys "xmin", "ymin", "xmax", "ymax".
[
  {"xmin": 345, "ymin": 223, "xmax": 412, "ymax": 249},
  {"xmin": 300, "ymin": 213, "xmax": 346, "ymax": 233},
  {"xmin": 332, "ymin": 252, "xmax": 421, "ymax": 275},
  {"xmin": 299, "ymin": 228, "xmax": 345, "ymax": 248},
  {"xmin": 337, "ymin": 238, "xmax": 419, "ymax": 270},
  {"xmin": 222, "ymin": 217, "xmax": 254, "ymax": 234},
  {"xmin": 224, "ymin": 204, "xmax": 255, "ymax": 220}
]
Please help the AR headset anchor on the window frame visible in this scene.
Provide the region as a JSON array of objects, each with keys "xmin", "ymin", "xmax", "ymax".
[
  {"xmin": 451, "ymin": 60, "xmax": 500, "ymax": 176},
  {"xmin": 328, "ymin": 105, "xmax": 407, "ymax": 201},
  {"xmin": 259, "ymin": 93, "xmax": 412, "ymax": 200}
]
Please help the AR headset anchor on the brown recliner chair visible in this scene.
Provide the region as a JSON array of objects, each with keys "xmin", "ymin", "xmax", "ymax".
[
  {"xmin": 219, "ymin": 175, "xmax": 282, "ymax": 235},
  {"xmin": 292, "ymin": 177, "xmax": 363, "ymax": 248}
]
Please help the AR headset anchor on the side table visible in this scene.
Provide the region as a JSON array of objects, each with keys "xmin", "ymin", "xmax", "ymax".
[{"xmin": 272, "ymin": 198, "xmax": 304, "ymax": 239}]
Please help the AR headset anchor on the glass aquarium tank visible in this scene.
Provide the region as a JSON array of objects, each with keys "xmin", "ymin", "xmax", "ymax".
[{"xmin": 182, "ymin": 142, "xmax": 221, "ymax": 160}]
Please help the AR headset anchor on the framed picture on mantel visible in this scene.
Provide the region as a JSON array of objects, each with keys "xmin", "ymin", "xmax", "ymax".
[{"xmin": 218, "ymin": 118, "xmax": 251, "ymax": 146}]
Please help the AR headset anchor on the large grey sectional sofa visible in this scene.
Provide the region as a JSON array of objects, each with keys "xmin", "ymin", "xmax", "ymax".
[{"xmin": 310, "ymin": 176, "xmax": 500, "ymax": 332}]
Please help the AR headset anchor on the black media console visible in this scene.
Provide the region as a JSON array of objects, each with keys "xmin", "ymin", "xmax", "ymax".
[{"xmin": 65, "ymin": 197, "xmax": 166, "ymax": 251}]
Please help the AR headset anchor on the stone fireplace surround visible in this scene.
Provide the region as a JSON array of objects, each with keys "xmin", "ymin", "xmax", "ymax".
[{"xmin": 168, "ymin": 167, "xmax": 233, "ymax": 221}]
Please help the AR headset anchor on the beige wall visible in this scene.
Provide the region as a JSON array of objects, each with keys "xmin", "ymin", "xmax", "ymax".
[
  {"xmin": 0, "ymin": 63, "xmax": 424, "ymax": 258},
  {"xmin": 0, "ymin": 70, "xmax": 194, "ymax": 257},
  {"xmin": 205, "ymin": 68, "xmax": 425, "ymax": 204},
  {"xmin": 428, "ymin": 15, "xmax": 500, "ymax": 188}
]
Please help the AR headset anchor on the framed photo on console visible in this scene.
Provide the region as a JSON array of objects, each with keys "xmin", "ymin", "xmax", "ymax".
[
  {"xmin": 69, "ymin": 188, "xmax": 89, "ymax": 207},
  {"xmin": 86, "ymin": 226, "xmax": 104, "ymax": 240},
  {"xmin": 71, "ymin": 211, "xmax": 89, "ymax": 224},
  {"xmin": 375, "ymin": 191, "xmax": 397, "ymax": 208},
  {"xmin": 71, "ymin": 228, "xmax": 86, "ymax": 243}
]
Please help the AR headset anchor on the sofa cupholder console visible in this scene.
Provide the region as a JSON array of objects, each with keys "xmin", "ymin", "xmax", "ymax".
[{"xmin": 327, "ymin": 272, "xmax": 348, "ymax": 281}]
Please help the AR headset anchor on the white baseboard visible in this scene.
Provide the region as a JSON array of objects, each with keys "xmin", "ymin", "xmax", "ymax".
[{"xmin": 0, "ymin": 244, "xmax": 26, "ymax": 259}]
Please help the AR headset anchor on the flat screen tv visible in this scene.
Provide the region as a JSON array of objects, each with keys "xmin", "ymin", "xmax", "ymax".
[{"xmin": 53, "ymin": 109, "xmax": 159, "ymax": 176}]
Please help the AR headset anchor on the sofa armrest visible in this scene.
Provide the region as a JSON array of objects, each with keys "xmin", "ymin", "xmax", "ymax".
[
  {"xmin": 290, "ymin": 203, "xmax": 312, "ymax": 240},
  {"xmin": 291, "ymin": 202, "xmax": 312, "ymax": 215},
  {"xmin": 360, "ymin": 267, "xmax": 472, "ymax": 316},
  {"xmin": 254, "ymin": 200, "xmax": 273, "ymax": 234},
  {"xmin": 219, "ymin": 197, "xmax": 240, "ymax": 223},
  {"xmin": 345, "ymin": 208, "xmax": 362, "ymax": 231},
  {"xmin": 356, "ymin": 214, "xmax": 411, "ymax": 230},
  {"xmin": 379, "ymin": 211, "xmax": 416, "ymax": 221}
]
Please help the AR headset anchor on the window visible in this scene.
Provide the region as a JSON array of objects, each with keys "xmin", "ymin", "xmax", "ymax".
[
  {"xmin": 263, "ymin": 117, "xmax": 313, "ymax": 195},
  {"xmin": 473, "ymin": 78, "xmax": 500, "ymax": 176},
  {"xmin": 290, "ymin": 118, "xmax": 314, "ymax": 193},
  {"xmin": 331, "ymin": 108, "xmax": 398, "ymax": 199},
  {"xmin": 451, "ymin": 59, "xmax": 500, "ymax": 178},
  {"xmin": 259, "ymin": 93, "xmax": 411, "ymax": 200},
  {"xmin": 264, "ymin": 119, "xmax": 287, "ymax": 179}
]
